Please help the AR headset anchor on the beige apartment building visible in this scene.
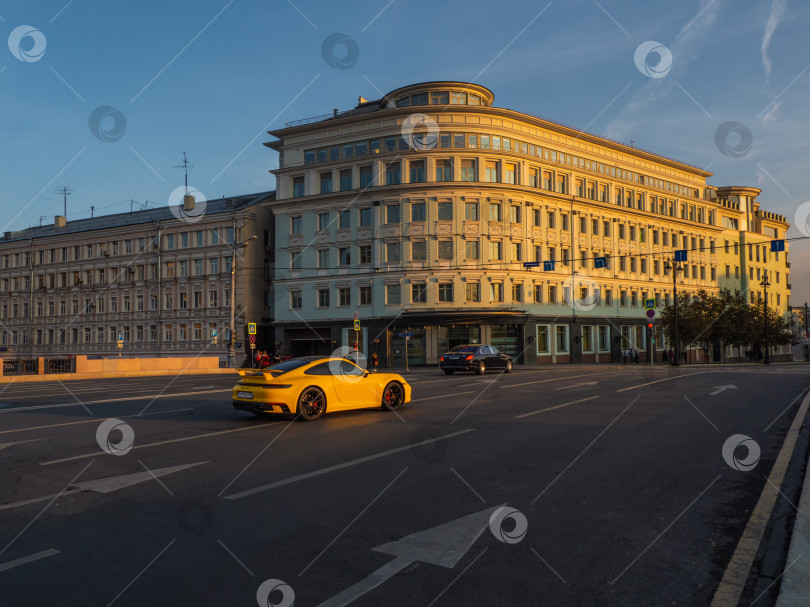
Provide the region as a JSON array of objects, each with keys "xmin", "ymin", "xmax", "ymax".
[
  {"xmin": 266, "ymin": 80, "xmax": 791, "ymax": 366},
  {"xmin": 0, "ymin": 192, "xmax": 274, "ymax": 363}
]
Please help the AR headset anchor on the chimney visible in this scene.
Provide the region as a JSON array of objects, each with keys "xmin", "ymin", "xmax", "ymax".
[
  {"xmin": 183, "ymin": 195, "xmax": 195, "ymax": 211},
  {"xmin": 333, "ymin": 108, "xmax": 338, "ymax": 117},
  {"xmin": 55, "ymin": 215, "xmax": 67, "ymax": 228}
]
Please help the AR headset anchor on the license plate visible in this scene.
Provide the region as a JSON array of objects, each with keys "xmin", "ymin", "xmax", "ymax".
[{"xmin": 237, "ymin": 391, "xmax": 253, "ymax": 399}]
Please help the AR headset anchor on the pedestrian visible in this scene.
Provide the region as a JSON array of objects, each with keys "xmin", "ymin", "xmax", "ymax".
[
  {"xmin": 273, "ymin": 348, "xmax": 280, "ymax": 365},
  {"xmin": 633, "ymin": 349, "xmax": 640, "ymax": 364},
  {"xmin": 622, "ymin": 348, "xmax": 627, "ymax": 364},
  {"xmin": 254, "ymin": 350, "xmax": 261, "ymax": 368},
  {"xmin": 260, "ymin": 351, "xmax": 270, "ymax": 368},
  {"xmin": 662, "ymin": 350, "xmax": 668, "ymax": 363},
  {"xmin": 371, "ymin": 351, "xmax": 379, "ymax": 372}
]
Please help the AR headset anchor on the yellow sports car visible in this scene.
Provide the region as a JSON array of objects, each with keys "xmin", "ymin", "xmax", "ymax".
[{"xmin": 232, "ymin": 356, "xmax": 412, "ymax": 421}]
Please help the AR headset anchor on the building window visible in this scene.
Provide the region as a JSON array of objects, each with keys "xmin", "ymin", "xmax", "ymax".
[
  {"xmin": 386, "ymin": 162, "xmax": 401, "ymax": 185},
  {"xmin": 503, "ymin": 163, "xmax": 517, "ymax": 184},
  {"xmin": 555, "ymin": 325, "xmax": 569, "ymax": 353},
  {"xmin": 291, "ymin": 216, "xmax": 302, "ymax": 234},
  {"xmin": 511, "ymin": 283, "xmax": 523, "ymax": 302},
  {"xmin": 317, "ymin": 288, "xmax": 330, "ymax": 308},
  {"xmin": 512, "ymin": 242, "xmax": 522, "ymax": 262},
  {"xmin": 465, "ymin": 240, "xmax": 480, "ymax": 260},
  {"xmin": 339, "ymin": 210, "xmax": 351, "ymax": 229},
  {"xmin": 338, "ymin": 287, "xmax": 350, "ymax": 307},
  {"xmin": 387, "ymin": 204, "xmax": 401, "ymax": 224},
  {"xmin": 293, "ymin": 176, "xmax": 305, "ymax": 197},
  {"xmin": 318, "ymin": 249, "xmax": 329, "ymax": 268},
  {"xmin": 359, "ymin": 165, "xmax": 373, "ymax": 188},
  {"xmin": 460, "ymin": 159, "xmax": 475, "ymax": 181},
  {"xmin": 582, "ymin": 325, "xmax": 593, "ymax": 353},
  {"xmin": 359, "ymin": 286, "xmax": 372, "ymax": 305},
  {"xmin": 360, "ymin": 207, "xmax": 372, "ymax": 226},
  {"xmin": 485, "ymin": 161, "xmax": 499, "ymax": 182},
  {"xmin": 490, "ymin": 241, "xmax": 503, "ymax": 261},
  {"xmin": 320, "ymin": 172, "xmax": 333, "ymax": 194},
  {"xmin": 386, "ymin": 242, "xmax": 401, "ymax": 263},
  {"xmin": 339, "ymin": 169, "xmax": 352, "ymax": 191},
  {"xmin": 386, "ymin": 284, "xmax": 401, "ymax": 305},
  {"xmin": 465, "ymin": 202, "xmax": 479, "ymax": 221},
  {"xmin": 409, "ymin": 160, "xmax": 426, "ymax": 183},
  {"xmin": 291, "ymin": 252, "xmax": 302, "ymax": 270},
  {"xmin": 359, "ymin": 245, "xmax": 372, "ymax": 264},
  {"xmin": 548, "ymin": 285, "xmax": 557, "ymax": 303},
  {"xmin": 466, "ymin": 281, "xmax": 480, "ymax": 303},
  {"xmin": 436, "ymin": 159, "xmax": 452, "ymax": 182},
  {"xmin": 412, "ymin": 283, "xmax": 427, "ymax": 303},
  {"xmin": 318, "ymin": 212, "xmax": 330, "ymax": 231},
  {"xmin": 438, "ymin": 283, "xmax": 453, "ymax": 302},
  {"xmin": 291, "ymin": 290, "xmax": 302, "ymax": 309},
  {"xmin": 437, "ymin": 240, "xmax": 453, "ymax": 260},
  {"xmin": 489, "ymin": 203, "xmax": 502, "ymax": 222},
  {"xmin": 412, "ymin": 203, "xmax": 426, "ymax": 222},
  {"xmin": 536, "ymin": 325, "xmax": 550, "ymax": 354},
  {"xmin": 412, "ymin": 241, "xmax": 427, "ymax": 261},
  {"xmin": 437, "ymin": 202, "xmax": 453, "ymax": 221}
]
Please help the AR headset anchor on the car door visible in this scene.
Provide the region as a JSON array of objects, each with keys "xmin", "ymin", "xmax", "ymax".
[
  {"xmin": 485, "ymin": 346, "xmax": 504, "ymax": 369},
  {"xmin": 332, "ymin": 359, "xmax": 379, "ymax": 407}
]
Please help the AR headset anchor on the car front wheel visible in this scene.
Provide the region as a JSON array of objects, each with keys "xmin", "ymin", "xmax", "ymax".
[
  {"xmin": 505, "ymin": 360, "xmax": 513, "ymax": 373},
  {"xmin": 297, "ymin": 386, "xmax": 326, "ymax": 421},
  {"xmin": 381, "ymin": 381, "xmax": 405, "ymax": 410},
  {"xmin": 476, "ymin": 361, "xmax": 486, "ymax": 375}
]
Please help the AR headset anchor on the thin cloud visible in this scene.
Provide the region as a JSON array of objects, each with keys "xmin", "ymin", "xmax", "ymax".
[{"xmin": 761, "ymin": 0, "xmax": 787, "ymax": 84}]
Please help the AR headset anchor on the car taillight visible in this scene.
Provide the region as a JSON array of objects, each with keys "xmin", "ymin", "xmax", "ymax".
[
  {"xmin": 465, "ymin": 355, "xmax": 474, "ymax": 360},
  {"xmin": 440, "ymin": 356, "xmax": 444, "ymax": 361}
]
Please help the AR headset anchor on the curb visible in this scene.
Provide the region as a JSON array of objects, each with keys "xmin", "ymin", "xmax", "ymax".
[{"xmin": 0, "ymin": 368, "xmax": 238, "ymax": 384}]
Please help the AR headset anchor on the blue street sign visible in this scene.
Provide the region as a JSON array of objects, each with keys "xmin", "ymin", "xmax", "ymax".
[
  {"xmin": 770, "ymin": 239, "xmax": 785, "ymax": 252},
  {"xmin": 211, "ymin": 329, "xmax": 217, "ymax": 337},
  {"xmin": 674, "ymin": 250, "xmax": 688, "ymax": 262},
  {"xmin": 397, "ymin": 332, "xmax": 415, "ymax": 338},
  {"xmin": 523, "ymin": 261, "xmax": 540, "ymax": 268},
  {"xmin": 543, "ymin": 260, "xmax": 555, "ymax": 271},
  {"xmin": 594, "ymin": 256, "xmax": 607, "ymax": 269},
  {"xmin": 118, "ymin": 334, "xmax": 123, "ymax": 341}
]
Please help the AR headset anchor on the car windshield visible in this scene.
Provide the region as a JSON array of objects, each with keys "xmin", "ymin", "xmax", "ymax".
[{"xmin": 449, "ymin": 346, "xmax": 478, "ymax": 353}]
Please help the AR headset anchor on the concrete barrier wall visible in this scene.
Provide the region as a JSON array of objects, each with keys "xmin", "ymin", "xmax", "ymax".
[{"xmin": 0, "ymin": 356, "xmax": 237, "ymax": 383}]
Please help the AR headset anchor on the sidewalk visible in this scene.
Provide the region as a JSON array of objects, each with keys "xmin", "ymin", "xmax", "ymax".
[{"xmin": 775, "ymin": 422, "xmax": 810, "ymax": 605}]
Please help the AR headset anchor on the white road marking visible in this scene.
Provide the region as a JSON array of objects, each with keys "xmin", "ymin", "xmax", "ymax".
[
  {"xmin": 224, "ymin": 428, "xmax": 476, "ymax": 500},
  {"xmin": 615, "ymin": 372, "xmax": 705, "ymax": 392},
  {"xmin": 40, "ymin": 422, "xmax": 281, "ymax": 466},
  {"xmin": 1, "ymin": 463, "xmax": 208, "ymax": 510},
  {"xmin": 500, "ymin": 371, "xmax": 614, "ymax": 389},
  {"xmin": 0, "ymin": 389, "xmax": 230, "ymax": 414},
  {"xmin": 0, "ymin": 437, "xmax": 49, "ymax": 451},
  {"xmin": 0, "ymin": 408, "xmax": 194, "ymax": 436},
  {"xmin": 0, "ymin": 549, "xmax": 60, "ymax": 572},
  {"xmin": 514, "ymin": 396, "xmax": 601, "ymax": 419},
  {"xmin": 553, "ymin": 381, "xmax": 599, "ymax": 391},
  {"xmin": 411, "ymin": 391, "xmax": 475, "ymax": 403}
]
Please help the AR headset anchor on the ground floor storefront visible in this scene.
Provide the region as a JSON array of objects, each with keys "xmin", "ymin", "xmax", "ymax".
[{"xmin": 272, "ymin": 312, "xmax": 687, "ymax": 368}]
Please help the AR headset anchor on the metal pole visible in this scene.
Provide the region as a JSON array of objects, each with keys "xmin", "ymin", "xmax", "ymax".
[
  {"xmin": 672, "ymin": 260, "xmax": 680, "ymax": 367},
  {"xmin": 405, "ymin": 327, "xmax": 409, "ymax": 372},
  {"xmin": 763, "ymin": 277, "xmax": 770, "ymax": 364},
  {"xmin": 228, "ymin": 243, "xmax": 237, "ymax": 369}
]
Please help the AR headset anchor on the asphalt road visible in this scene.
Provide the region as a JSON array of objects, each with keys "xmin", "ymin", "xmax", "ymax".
[{"xmin": 1, "ymin": 364, "xmax": 809, "ymax": 607}]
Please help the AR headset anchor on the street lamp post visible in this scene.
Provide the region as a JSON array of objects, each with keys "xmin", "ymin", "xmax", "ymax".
[
  {"xmin": 228, "ymin": 233, "xmax": 257, "ymax": 369},
  {"xmin": 760, "ymin": 274, "xmax": 771, "ymax": 365},
  {"xmin": 664, "ymin": 259, "xmax": 684, "ymax": 366}
]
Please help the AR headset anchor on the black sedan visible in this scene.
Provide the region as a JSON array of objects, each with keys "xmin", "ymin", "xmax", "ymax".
[{"xmin": 439, "ymin": 344, "xmax": 513, "ymax": 375}]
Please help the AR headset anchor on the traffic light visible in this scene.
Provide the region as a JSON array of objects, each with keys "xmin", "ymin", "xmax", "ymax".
[{"xmin": 647, "ymin": 322, "xmax": 654, "ymax": 343}]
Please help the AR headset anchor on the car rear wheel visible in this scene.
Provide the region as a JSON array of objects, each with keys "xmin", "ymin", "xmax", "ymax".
[
  {"xmin": 443, "ymin": 369, "xmax": 455, "ymax": 375},
  {"xmin": 505, "ymin": 360, "xmax": 513, "ymax": 373},
  {"xmin": 476, "ymin": 361, "xmax": 486, "ymax": 375},
  {"xmin": 297, "ymin": 386, "xmax": 326, "ymax": 421},
  {"xmin": 381, "ymin": 381, "xmax": 405, "ymax": 410}
]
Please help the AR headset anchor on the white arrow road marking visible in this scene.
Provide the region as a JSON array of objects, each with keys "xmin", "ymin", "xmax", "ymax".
[
  {"xmin": 0, "ymin": 549, "xmax": 60, "ymax": 573},
  {"xmin": 553, "ymin": 381, "xmax": 599, "ymax": 391},
  {"xmin": 0, "ymin": 462, "xmax": 208, "ymax": 510},
  {"xmin": 710, "ymin": 385, "xmax": 738, "ymax": 396},
  {"xmin": 0, "ymin": 438, "xmax": 49, "ymax": 452},
  {"xmin": 317, "ymin": 505, "xmax": 504, "ymax": 607}
]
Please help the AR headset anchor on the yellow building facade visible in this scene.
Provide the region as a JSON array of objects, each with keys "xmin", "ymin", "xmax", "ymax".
[{"xmin": 267, "ymin": 81, "xmax": 791, "ymax": 366}]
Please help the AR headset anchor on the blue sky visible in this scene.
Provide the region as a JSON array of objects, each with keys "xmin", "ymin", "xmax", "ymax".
[{"xmin": 2, "ymin": 0, "xmax": 809, "ymax": 303}]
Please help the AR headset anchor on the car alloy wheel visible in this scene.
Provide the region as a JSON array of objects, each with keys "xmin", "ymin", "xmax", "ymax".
[
  {"xmin": 381, "ymin": 381, "xmax": 405, "ymax": 410},
  {"xmin": 505, "ymin": 361, "xmax": 513, "ymax": 373},
  {"xmin": 298, "ymin": 387, "xmax": 326, "ymax": 421},
  {"xmin": 476, "ymin": 361, "xmax": 486, "ymax": 375}
]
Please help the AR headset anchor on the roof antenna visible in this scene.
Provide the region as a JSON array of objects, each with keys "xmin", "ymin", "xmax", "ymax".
[
  {"xmin": 55, "ymin": 186, "xmax": 74, "ymax": 217},
  {"xmin": 173, "ymin": 152, "xmax": 193, "ymax": 195},
  {"xmin": 90, "ymin": 206, "xmax": 95, "ymax": 218}
]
